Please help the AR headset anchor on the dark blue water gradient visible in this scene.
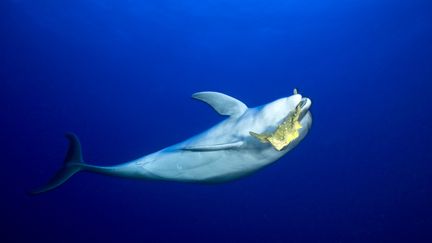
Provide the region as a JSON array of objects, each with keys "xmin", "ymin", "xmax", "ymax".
[{"xmin": 1, "ymin": 0, "xmax": 432, "ymax": 242}]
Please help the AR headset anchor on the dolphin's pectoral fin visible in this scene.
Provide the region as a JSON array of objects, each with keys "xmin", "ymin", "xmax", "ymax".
[
  {"xmin": 192, "ymin": 91, "xmax": 248, "ymax": 117},
  {"xmin": 182, "ymin": 141, "xmax": 244, "ymax": 151}
]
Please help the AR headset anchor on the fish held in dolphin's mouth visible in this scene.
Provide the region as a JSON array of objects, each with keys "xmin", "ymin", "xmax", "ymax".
[{"xmin": 250, "ymin": 98, "xmax": 305, "ymax": 151}]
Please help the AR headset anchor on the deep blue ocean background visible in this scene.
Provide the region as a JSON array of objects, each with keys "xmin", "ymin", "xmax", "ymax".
[{"xmin": 1, "ymin": 0, "xmax": 432, "ymax": 242}]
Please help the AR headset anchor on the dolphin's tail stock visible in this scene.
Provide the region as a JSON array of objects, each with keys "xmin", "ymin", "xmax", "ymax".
[{"xmin": 31, "ymin": 133, "xmax": 86, "ymax": 195}]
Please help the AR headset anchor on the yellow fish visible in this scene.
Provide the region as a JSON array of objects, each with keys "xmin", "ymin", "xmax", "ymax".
[{"xmin": 250, "ymin": 99, "xmax": 303, "ymax": 151}]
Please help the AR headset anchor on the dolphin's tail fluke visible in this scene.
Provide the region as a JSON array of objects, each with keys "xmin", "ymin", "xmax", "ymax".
[{"xmin": 31, "ymin": 133, "xmax": 86, "ymax": 195}]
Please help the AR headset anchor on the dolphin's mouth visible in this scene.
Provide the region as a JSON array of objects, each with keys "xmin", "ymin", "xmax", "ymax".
[
  {"xmin": 249, "ymin": 97, "xmax": 307, "ymax": 151},
  {"xmin": 249, "ymin": 92, "xmax": 312, "ymax": 151},
  {"xmin": 298, "ymin": 97, "xmax": 310, "ymax": 121},
  {"xmin": 299, "ymin": 98, "xmax": 307, "ymax": 108}
]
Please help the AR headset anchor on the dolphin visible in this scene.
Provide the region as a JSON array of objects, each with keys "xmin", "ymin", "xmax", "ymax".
[{"xmin": 32, "ymin": 89, "xmax": 312, "ymax": 194}]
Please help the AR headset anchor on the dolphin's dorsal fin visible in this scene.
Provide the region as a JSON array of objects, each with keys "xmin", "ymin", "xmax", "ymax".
[{"xmin": 192, "ymin": 91, "xmax": 247, "ymax": 117}]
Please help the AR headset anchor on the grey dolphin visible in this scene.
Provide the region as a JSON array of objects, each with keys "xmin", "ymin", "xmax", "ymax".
[{"xmin": 32, "ymin": 90, "xmax": 312, "ymax": 194}]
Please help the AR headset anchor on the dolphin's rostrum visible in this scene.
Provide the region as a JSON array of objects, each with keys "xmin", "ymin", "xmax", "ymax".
[{"xmin": 32, "ymin": 90, "xmax": 312, "ymax": 194}]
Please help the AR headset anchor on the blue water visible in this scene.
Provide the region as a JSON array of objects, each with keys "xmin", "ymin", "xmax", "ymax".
[{"xmin": 2, "ymin": 0, "xmax": 432, "ymax": 242}]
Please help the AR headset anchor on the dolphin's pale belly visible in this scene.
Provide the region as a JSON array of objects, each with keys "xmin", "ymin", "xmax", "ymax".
[
  {"xmin": 135, "ymin": 146, "xmax": 284, "ymax": 182},
  {"xmin": 132, "ymin": 112, "xmax": 312, "ymax": 183}
]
